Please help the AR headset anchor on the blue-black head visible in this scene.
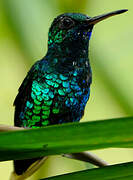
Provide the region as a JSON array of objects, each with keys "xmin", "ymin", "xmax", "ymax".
[
  {"xmin": 48, "ymin": 13, "xmax": 93, "ymax": 57},
  {"xmin": 47, "ymin": 9, "xmax": 127, "ymax": 58}
]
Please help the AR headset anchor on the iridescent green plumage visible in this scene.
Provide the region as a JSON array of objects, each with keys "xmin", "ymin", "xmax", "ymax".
[{"xmin": 15, "ymin": 59, "xmax": 91, "ymax": 129}]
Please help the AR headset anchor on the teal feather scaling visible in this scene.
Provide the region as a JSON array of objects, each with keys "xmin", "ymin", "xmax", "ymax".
[{"xmin": 13, "ymin": 10, "xmax": 128, "ymax": 177}]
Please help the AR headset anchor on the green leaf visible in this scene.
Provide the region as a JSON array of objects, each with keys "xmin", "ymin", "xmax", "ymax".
[
  {"xmin": 43, "ymin": 161, "xmax": 133, "ymax": 180},
  {"xmin": 0, "ymin": 117, "xmax": 133, "ymax": 161}
]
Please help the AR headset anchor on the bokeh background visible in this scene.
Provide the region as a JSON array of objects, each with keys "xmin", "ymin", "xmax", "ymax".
[{"xmin": 0, "ymin": 0, "xmax": 133, "ymax": 179}]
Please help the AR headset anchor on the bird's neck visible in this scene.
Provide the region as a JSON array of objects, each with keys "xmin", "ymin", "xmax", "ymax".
[{"xmin": 47, "ymin": 41, "xmax": 89, "ymax": 59}]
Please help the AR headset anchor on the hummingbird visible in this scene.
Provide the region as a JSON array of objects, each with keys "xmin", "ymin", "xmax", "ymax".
[{"xmin": 12, "ymin": 9, "xmax": 127, "ymax": 179}]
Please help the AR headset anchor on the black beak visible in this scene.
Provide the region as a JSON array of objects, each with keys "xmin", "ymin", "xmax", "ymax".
[{"xmin": 87, "ymin": 9, "xmax": 128, "ymax": 25}]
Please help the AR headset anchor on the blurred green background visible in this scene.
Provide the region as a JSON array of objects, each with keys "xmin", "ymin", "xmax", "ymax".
[{"xmin": 0, "ymin": 0, "xmax": 133, "ymax": 179}]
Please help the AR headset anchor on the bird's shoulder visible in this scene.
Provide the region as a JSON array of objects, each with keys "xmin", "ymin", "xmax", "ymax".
[{"xmin": 14, "ymin": 58, "xmax": 49, "ymax": 106}]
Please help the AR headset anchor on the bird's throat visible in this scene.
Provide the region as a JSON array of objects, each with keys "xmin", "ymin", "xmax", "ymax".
[{"xmin": 47, "ymin": 40, "xmax": 89, "ymax": 59}]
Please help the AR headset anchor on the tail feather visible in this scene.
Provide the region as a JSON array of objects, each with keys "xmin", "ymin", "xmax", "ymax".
[
  {"xmin": 14, "ymin": 158, "xmax": 40, "ymax": 175},
  {"xmin": 10, "ymin": 157, "xmax": 48, "ymax": 180}
]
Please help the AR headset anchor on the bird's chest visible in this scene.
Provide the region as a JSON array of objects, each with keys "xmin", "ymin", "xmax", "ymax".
[
  {"xmin": 42, "ymin": 64, "xmax": 91, "ymax": 110},
  {"xmin": 37, "ymin": 62, "xmax": 91, "ymax": 107}
]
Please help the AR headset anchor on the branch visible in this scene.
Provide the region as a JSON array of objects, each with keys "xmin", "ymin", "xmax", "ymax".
[
  {"xmin": 0, "ymin": 124, "xmax": 24, "ymax": 132},
  {"xmin": 63, "ymin": 152, "xmax": 109, "ymax": 167}
]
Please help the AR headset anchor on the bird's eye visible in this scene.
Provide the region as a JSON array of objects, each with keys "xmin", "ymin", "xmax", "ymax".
[{"xmin": 60, "ymin": 17, "xmax": 75, "ymax": 29}]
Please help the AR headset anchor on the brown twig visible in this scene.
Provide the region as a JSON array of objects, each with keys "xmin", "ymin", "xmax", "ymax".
[
  {"xmin": 63, "ymin": 151, "xmax": 109, "ymax": 167},
  {"xmin": 0, "ymin": 124, "xmax": 24, "ymax": 132}
]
